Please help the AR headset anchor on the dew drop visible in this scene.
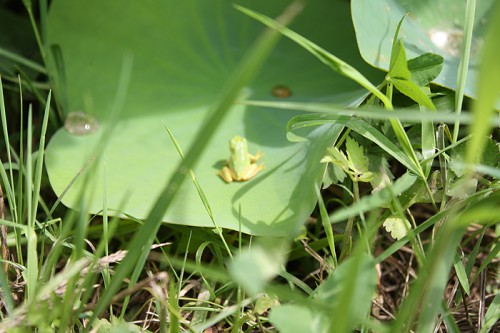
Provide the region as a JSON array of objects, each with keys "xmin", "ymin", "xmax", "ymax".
[
  {"xmin": 64, "ymin": 111, "xmax": 100, "ymax": 135},
  {"xmin": 272, "ymin": 85, "xmax": 292, "ymax": 98}
]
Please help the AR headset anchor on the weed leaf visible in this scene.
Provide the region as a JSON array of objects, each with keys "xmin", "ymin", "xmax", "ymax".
[
  {"xmin": 346, "ymin": 136, "xmax": 369, "ymax": 174},
  {"xmin": 383, "ymin": 216, "xmax": 410, "ymax": 240},
  {"xmin": 407, "ymin": 53, "xmax": 444, "ymax": 87}
]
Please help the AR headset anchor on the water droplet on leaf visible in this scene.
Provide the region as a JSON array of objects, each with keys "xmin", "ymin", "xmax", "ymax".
[{"xmin": 64, "ymin": 111, "xmax": 99, "ymax": 135}]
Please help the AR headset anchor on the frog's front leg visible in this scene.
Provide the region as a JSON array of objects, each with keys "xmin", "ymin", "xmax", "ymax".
[{"xmin": 249, "ymin": 151, "xmax": 262, "ymax": 163}]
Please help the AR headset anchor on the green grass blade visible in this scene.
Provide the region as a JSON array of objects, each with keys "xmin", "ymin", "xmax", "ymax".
[
  {"xmin": 49, "ymin": 45, "xmax": 68, "ymax": 113},
  {"xmin": 330, "ymin": 172, "xmax": 416, "ymax": 223},
  {"xmin": 15, "ymin": 78, "xmax": 24, "ymax": 266},
  {"xmin": 25, "ymin": 106, "xmax": 39, "ymax": 301},
  {"xmin": 453, "ymin": 255, "xmax": 470, "ymax": 295},
  {"xmin": 479, "ymin": 292, "xmax": 500, "ymax": 333},
  {"xmin": 0, "ymin": 47, "xmax": 47, "ymax": 74},
  {"xmin": 30, "ymin": 91, "xmax": 51, "ymax": 224},
  {"xmin": 465, "ymin": 228, "xmax": 486, "ymax": 281},
  {"xmin": 87, "ymin": 2, "xmax": 303, "ymax": 326},
  {"xmin": 317, "ymin": 186, "xmax": 337, "ymax": 268},
  {"xmin": 387, "ymin": 116, "xmax": 429, "ymax": 182},
  {"xmin": 278, "ymin": 270, "xmax": 314, "ymax": 295},
  {"xmin": 79, "ymin": 208, "xmax": 123, "ymax": 309},
  {"xmin": 391, "ymin": 221, "xmax": 465, "ymax": 332},
  {"xmin": 440, "ymin": 301, "xmax": 461, "ymax": 333},
  {"xmin": 168, "ymin": 280, "xmax": 180, "ymax": 333},
  {"xmin": 327, "ymin": 252, "xmax": 377, "ymax": 333},
  {"xmin": 466, "ymin": 2, "xmax": 500, "ymax": 166},
  {"xmin": 192, "ymin": 298, "xmax": 254, "ymax": 332},
  {"xmin": 0, "ymin": 77, "xmax": 18, "ymax": 223},
  {"xmin": 22, "ymin": 0, "xmax": 46, "ymax": 64},
  {"xmin": 470, "ymin": 238, "xmax": 500, "ymax": 285},
  {"xmin": 39, "ymin": 0, "xmax": 48, "ymax": 45},
  {"xmin": 0, "ymin": 167, "xmax": 15, "ymax": 228},
  {"xmin": 163, "ymin": 124, "xmax": 233, "ymax": 259},
  {"xmin": 118, "ymin": 227, "xmax": 153, "ymax": 318},
  {"xmin": 453, "ymin": 0, "xmax": 476, "ymax": 142},
  {"xmin": 241, "ymin": 100, "xmax": 500, "ymax": 125}
]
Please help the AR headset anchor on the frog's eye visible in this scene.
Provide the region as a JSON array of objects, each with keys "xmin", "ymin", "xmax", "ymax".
[{"xmin": 271, "ymin": 85, "xmax": 292, "ymax": 98}]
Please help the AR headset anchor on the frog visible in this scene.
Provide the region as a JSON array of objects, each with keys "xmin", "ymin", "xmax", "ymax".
[{"xmin": 219, "ymin": 136, "xmax": 263, "ymax": 183}]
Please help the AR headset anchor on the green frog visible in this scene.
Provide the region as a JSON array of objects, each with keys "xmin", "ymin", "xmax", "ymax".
[{"xmin": 219, "ymin": 136, "xmax": 263, "ymax": 183}]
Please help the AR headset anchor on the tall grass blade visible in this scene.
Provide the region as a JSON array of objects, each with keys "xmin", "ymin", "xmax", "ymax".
[
  {"xmin": 453, "ymin": 256, "xmax": 470, "ymax": 295},
  {"xmin": 241, "ymin": 100, "xmax": 500, "ymax": 126},
  {"xmin": 453, "ymin": 0, "xmax": 476, "ymax": 142},
  {"xmin": 0, "ymin": 77, "xmax": 18, "ymax": 223},
  {"xmin": 317, "ymin": 186, "xmax": 337, "ymax": 268},
  {"xmin": 0, "ymin": 48, "xmax": 47, "ymax": 74},
  {"xmin": 25, "ymin": 106, "xmax": 39, "ymax": 301},
  {"xmin": 31, "ymin": 91, "xmax": 51, "ymax": 224},
  {"xmin": 479, "ymin": 292, "xmax": 500, "ymax": 333},
  {"xmin": 168, "ymin": 280, "xmax": 180, "ymax": 333},
  {"xmin": 241, "ymin": 100, "xmax": 500, "ymax": 125},
  {"xmin": 39, "ymin": 0, "xmax": 48, "ymax": 46},
  {"xmin": 470, "ymin": 238, "xmax": 500, "ymax": 285},
  {"xmin": 466, "ymin": 2, "xmax": 500, "ymax": 166},
  {"xmin": 327, "ymin": 251, "xmax": 377, "ymax": 333},
  {"xmin": 163, "ymin": 125, "xmax": 233, "ymax": 258},
  {"xmin": 15, "ymin": 77, "xmax": 24, "ymax": 266},
  {"xmin": 22, "ymin": 0, "xmax": 46, "ymax": 63}
]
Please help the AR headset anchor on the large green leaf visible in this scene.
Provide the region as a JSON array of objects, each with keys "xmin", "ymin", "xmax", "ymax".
[
  {"xmin": 351, "ymin": 0, "xmax": 494, "ymax": 99},
  {"xmin": 44, "ymin": 0, "xmax": 383, "ymax": 236}
]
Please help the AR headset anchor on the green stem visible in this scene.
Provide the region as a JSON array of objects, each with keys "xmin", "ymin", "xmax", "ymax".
[{"xmin": 339, "ymin": 176, "xmax": 360, "ymax": 261}]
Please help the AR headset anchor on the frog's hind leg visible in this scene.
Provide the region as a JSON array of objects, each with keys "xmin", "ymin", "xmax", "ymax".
[
  {"xmin": 219, "ymin": 166, "xmax": 235, "ymax": 183},
  {"xmin": 241, "ymin": 163, "xmax": 264, "ymax": 181}
]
